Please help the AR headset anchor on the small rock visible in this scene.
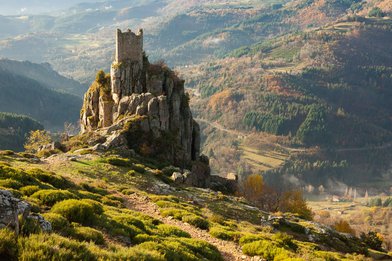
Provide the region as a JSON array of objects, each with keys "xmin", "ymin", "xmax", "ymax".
[{"xmin": 171, "ymin": 172, "xmax": 184, "ymax": 184}]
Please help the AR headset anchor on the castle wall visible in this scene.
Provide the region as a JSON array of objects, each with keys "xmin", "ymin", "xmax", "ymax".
[{"xmin": 115, "ymin": 29, "xmax": 143, "ymax": 64}]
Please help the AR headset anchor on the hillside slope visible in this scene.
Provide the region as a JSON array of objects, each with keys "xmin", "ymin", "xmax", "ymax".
[
  {"xmin": 0, "ymin": 59, "xmax": 86, "ymax": 96},
  {"xmin": 0, "ymin": 113, "xmax": 43, "ymax": 151},
  {"xmin": 0, "ymin": 69, "xmax": 82, "ymax": 129},
  {"xmin": 0, "ymin": 150, "xmax": 389, "ymax": 260},
  {"xmin": 183, "ymin": 16, "xmax": 392, "ymax": 191}
]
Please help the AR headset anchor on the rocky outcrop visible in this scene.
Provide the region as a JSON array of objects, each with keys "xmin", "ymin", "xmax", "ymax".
[
  {"xmin": 80, "ymin": 29, "xmax": 206, "ymax": 181},
  {"xmin": 0, "ymin": 190, "xmax": 51, "ymax": 235}
]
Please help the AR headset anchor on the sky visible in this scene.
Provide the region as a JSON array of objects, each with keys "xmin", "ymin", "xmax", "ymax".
[{"xmin": 0, "ymin": 0, "xmax": 103, "ymax": 15}]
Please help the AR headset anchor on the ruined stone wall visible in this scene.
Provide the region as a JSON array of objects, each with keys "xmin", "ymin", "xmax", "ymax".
[{"xmin": 115, "ymin": 29, "xmax": 143, "ymax": 65}]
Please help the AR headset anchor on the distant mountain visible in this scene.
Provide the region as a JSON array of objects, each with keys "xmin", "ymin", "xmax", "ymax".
[
  {"xmin": 0, "ymin": 59, "xmax": 87, "ymax": 97},
  {"xmin": 0, "ymin": 68, "xmax": 82, "ymax": 130},
  {"xmin": 0, "ymin": 112, "xmax": 43, "ymax": 151}
]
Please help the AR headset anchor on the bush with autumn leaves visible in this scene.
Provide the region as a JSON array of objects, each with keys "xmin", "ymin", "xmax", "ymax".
[{"xmin": 239, "ymin": 174, "xmax": 313, "ymax": 220}]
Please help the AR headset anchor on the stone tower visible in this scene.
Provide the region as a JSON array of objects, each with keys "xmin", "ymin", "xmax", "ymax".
[
  {"xmin": 111, "ymin": 29, "xmax": 145, "ymax": 104},
  {"xmin": 115, "ymin": 29, "xmax": 143, "ymax": 65}
]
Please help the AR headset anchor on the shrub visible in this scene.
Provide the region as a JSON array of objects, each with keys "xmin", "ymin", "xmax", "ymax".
[
  {"xmin": 79, "ymin": 199, "xmax": 103, "ymax": 214},
  {"xmin": 26, "ymin": 168, "xmax": 73, "ymax": 189},
  {"xmin": 133, "ymin": 234, "xmax": 160, "ymax": 244},
  {"xmin": 126, "ymin": 170, "xmax": 137, "ymax": 177},
  {"xmin": 71, "ymin": 226, "xmax": 105, "ymax": 245},
  {"xmin": 209, "ymin": 214, "xmax": 225, "ymax": 225},
  {"xmin": 242, "ymin": 240, "xmax": 293, "ymax": 259},
  {"xmin": 182, "ymin": 215, "xmax": 209, "ymax": 230},
  {"xmin": 178, "ymin": 238, "xmax": 223, "ymax": 261},
  {"xmin": 31, "ymin": 189, "xmax": 77, "ymax": 206},
  {"xmin": 103, "ymin": 156, "xmax": 131, "ymax": 167},
  {"xmin": 0, "ymin": 229, "xmax": 17, "ymax": 260},
  {"xmin": 150, "ymin": 195, "xmax": 179, "ymax": 203},
  {"xmin": 18, "ymin": 233, "xmax": 95, "ymax": 260},
  {"xmin": 272, "ymin": 232, "xmax": 298, "ymax": 250},
  {"xmin": 76, "ymin": 190, "xmax": 102, "ymax": 201},
  {"xmin": 51, "ymin": 199, "xmax": 102, "ymax": 225},
  {"xmin": 156, "ymin": 224, "xmax": 190, "ymax": 238},
  {"xmin": 79, "ymin": 183, "xmax": 108, "ymax": 196},
  {"xmin": 103, "ymin": 212, "xmax": 150, "ymax": 239},
  {"xmin": 155, "ymin": 200, "xmax": 182, "ymax": 208},
  {"xmin": 131, "ymin": 163, "xmax": 146, "ymax": 173},
  {"xmin": 239, "ymin": 234, "xmax": 266, "ymax": 246},
  {"xmin": 0, "ymin": 179, "xmax": 23, "ymax": 189},
  {"xmin": 102, "ymin": 196, "xmax": 123, "ymax": 207},
  {"xmin": 112, "ymin": 214, "xmax": 146, "ymax": 230},
  {"xmin": 115, "ymin": 246, "xmax": 164, "ymax": 260},
  {"xmin": 42, "ymin": 213, "xmax": 71, "ymax": 234},
  {"xmin": 133, "ymin": 241, "xmax": 192, "ymax": 260},
  {"xmin": 360, "ymin": 231, "xmax": 384, "ymax": 251},
  {"xmin": 333, "ymin": 220, "xmax": 355, "ymax": 235},
  {"xmin": 20, "ymin": 185, "xmax": 40, "ymax": 196},
  {"xmin": 133, "ymin": 238, "xmax": 221, "ymax": 261},
  {"xmin": 280, "ymin": 190, "xmax": 313, "ymax": 220},
  {"xmin": 240, "ymin": 174, "xmax": 265, "ymax": 205},
  {"xmin": 209, "ymin": 226, "xmax": 240, "ymax": 241},
  {"xmin": 0, "ymin": 165, "xmax": 34, "ymax": 185},
  {"xmin": 161, "ymin": 208, "xmax": 190, "ymax": 219}
]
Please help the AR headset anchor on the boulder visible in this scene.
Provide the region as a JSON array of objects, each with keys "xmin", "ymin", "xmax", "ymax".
[
  {"xmin": 0, "ymin": 190, "xmax": 51, "ymax": 235},
  {"xmin": 104, "ymin": 132, "xmax": 128, "ymax": 149},
  {"xmin": 186, "ymin": 158, "xmax": 211, "ymax": 188}
]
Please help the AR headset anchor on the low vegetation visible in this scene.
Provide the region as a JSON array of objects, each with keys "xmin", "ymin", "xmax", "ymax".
[{"xmin": 0, "ymin": 150, "xmax": 389, "ymax": 259}]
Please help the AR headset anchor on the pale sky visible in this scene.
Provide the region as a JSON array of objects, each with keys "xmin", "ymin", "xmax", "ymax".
[{"xmin": 0, "ymin": 0, "xmax": 103, "ymax": 15}]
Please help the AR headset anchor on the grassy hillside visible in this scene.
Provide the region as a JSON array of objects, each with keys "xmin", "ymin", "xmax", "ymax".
[
  {"xmin": 0, "ymin": 113, "xmax": 43, "ymax": 151},
  {"xmin": 0, "ymin": 148, "xmax": 389, "ymax": 260},
  {"xmin": 0, "ymin": 69, "xmax": 82, "ymax": 129}
]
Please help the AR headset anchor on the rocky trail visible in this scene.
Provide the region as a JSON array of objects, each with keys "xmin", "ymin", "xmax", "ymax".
[{"xmin": 123, "ymin": 193, "xmax": 252, "ymax": 261}]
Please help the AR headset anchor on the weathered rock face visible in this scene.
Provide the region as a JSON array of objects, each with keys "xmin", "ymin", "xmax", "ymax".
[
  {"xmin": 80, "ymin": 29, "xmax": 202, "ymax": 170},
  {"xmin": 0, "ymin": 190, "xmax": 51, "ymax": 235}
]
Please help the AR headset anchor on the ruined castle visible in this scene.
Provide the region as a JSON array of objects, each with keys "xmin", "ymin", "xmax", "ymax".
[{"xmin": 80, "ymin": 29, "xmax": 206, "ymax": 179}]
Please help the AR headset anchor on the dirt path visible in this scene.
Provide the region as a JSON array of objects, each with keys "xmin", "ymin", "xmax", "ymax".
[{"xmin": 123, "ymin": 193, "xmax": 249, "ymax": 261}]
